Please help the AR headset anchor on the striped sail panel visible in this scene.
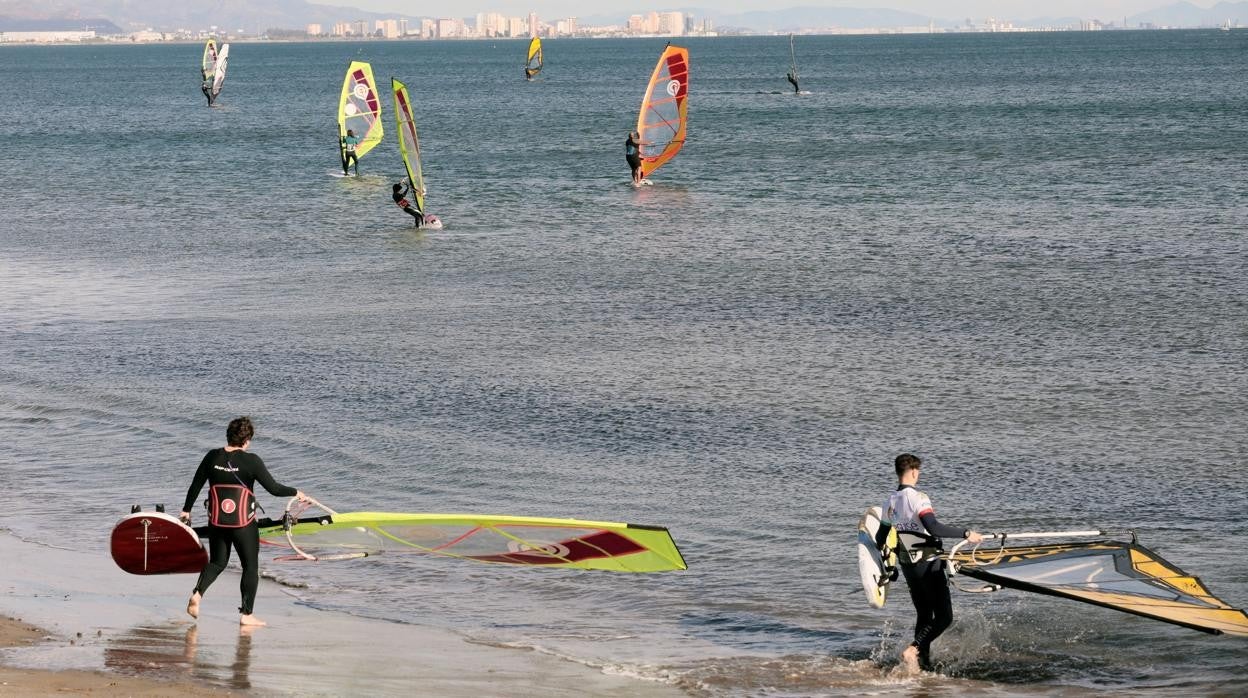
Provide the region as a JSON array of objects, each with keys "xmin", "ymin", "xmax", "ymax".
[
  {"xmin": 950, "ymin": 540, "xmax": 1248, "ymax": 635},
  {"xmin": 635, "ymin": 45, "xmax": 689, "ymax": 178},
  {"xmin": 259, "ymin": 512, "xmax": 688, "ymax": 573},
  {"xmin": 391, "ymin": 78, "xmax": 425, "ymax": 214},
  {"xmin": 201, "ymin": 39, "xmax": 217, "ymax": 79},
  {"xmin": 338, "ymin": 61, "xmax": 384, "ymax": 160},
  {"xmin": 525, "ymin": 37, "xmax": 543, "ymax": 77},
  {"xmin": 211, "ymin": 44, "xmax": 229, "ymax": 97}
]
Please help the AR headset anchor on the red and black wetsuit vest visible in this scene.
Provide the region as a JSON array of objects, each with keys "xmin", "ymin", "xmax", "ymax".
[{"xmin": 182, "ymin": 448, "xmax": 298, "ymax": 528}]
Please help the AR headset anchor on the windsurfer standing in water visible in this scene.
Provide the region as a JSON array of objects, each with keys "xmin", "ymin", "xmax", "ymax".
[
  {"xmin": 179, "ymin": 416, "xmax": 307, "ymax": 627},
  {"xmin": 200, "ymin": 70, "xmax": 213, "ymax": 106},
  {"xmin": 625, "ymin": 130, "xmax": 648, "ymax": 185},
  {"xmin": 786, "ymin": 71, "xmax": 800, "ymax": 94},
  {"xmin": 391, "ymin": 182, "xmax": 425, "ymax": 227},
  {"xmin": 341, "ymin": 129, "xmax": 361, "ymax": 175},
  {"xmin": 873, "ymin": 454, "xmax": 982, "ymax": 672}
]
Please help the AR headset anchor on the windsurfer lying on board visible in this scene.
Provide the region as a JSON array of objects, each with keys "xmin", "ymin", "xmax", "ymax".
[
  {"xmin": 392, "ymin": 182, "xmax": 425, "ymax": 227},
  {"xmin": 179, "ymin": 416, "xmax": 308, "ymax": 627},
  {"xmin": 625, "ymin": 131, "xmax": 649, "ymax": 185},
  {"xmin": 341, "ymin": 129, "xmax": 360, "ymax": 175},
  {"xmin": 873, "ymin": 454, "xmax": 982, "ymax": 672}
]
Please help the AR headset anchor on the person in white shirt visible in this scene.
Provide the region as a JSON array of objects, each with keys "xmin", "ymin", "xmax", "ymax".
[{"xmin": 874, "ymin": 453, "xmax": 983, "ymax": 671}]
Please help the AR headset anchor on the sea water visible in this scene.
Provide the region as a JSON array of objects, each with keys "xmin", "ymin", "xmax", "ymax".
[{"xmin": 0, "ymin": 31, "xmax": 1246, "ymax": 695}]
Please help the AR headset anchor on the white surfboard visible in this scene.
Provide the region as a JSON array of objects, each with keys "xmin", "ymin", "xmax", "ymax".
[{"xmin": 857, "ymin": 506, "xmax": 896, "ymax": 608}]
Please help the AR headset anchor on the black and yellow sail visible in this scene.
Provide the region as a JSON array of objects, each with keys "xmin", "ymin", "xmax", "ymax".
[{"xmin": 949, "ymin": 538, "xmax": 1248, "ymax": 636}]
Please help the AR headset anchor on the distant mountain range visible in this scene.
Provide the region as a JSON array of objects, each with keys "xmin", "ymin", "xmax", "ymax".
[
  {"xmin": 2, "ymin": 1, "xmax": 1246, "ymax": 34},
  {"xmin": 0, "ymin": 0, "xmax": 414, "ymax": 33}
]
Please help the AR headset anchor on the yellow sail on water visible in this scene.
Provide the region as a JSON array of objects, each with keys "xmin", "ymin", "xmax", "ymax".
[
  {"xmin": 338, "ymin": 61, "xmax": 384, "ymax": 165},
  {"xmin": 391, "ymin": 78, "xmax": 425, "ymax": 215}
]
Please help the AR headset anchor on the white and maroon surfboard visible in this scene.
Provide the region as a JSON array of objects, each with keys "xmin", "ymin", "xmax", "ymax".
[{"xmin": 110, "ymin": 510, "xmax": 207, "ymax": 575}]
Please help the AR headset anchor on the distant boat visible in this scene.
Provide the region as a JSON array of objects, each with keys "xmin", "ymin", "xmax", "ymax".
[
  {"xmin": 1220, "ymin": 19, "xmax": 1232, "ymax": 31},
  {"xmin": 786, "ymin": 34, "xmax": 800, "ymax": 93},
  {"xmin": 636, "ymin": 44, "xmax": 690, "ymax": 181},
  {"xmin": 337, "ymin": 61, "xmax": 384, "ymax": 174},
  {"xmin": 524, "ymin": 36, "xmax": 542, "ymax": 80}
]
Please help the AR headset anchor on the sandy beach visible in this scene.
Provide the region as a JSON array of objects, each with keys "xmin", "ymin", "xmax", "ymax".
[{"xmin": 0, "ymin": 532, "xmax": 684, "ymax": 696}]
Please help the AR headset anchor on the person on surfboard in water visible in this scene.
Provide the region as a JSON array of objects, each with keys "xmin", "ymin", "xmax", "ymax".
[
  {"xmin": 392, "ymin": 182, "xmax": 425, "ymax": 227},
  {"xmin": 786, "ymin": 71, "xmax": 800, "ymax": 94},
  {"xmin": 341, "ymin": 129, "xmax": 361, "ymax": 175},
  {"xmin": 873, "ymin": 454, "xmax": 982, "ymax": 672},
  {"xmin": 179, "ymin": 416, "xmax": 307, "ymax": 627},
  {"xmin": 200, "ymin": 70, "xmax": 214, "ymax": 106},
  {"xmin": 625, "ymin": 130, "xmax": 648, "ymax": 185}
]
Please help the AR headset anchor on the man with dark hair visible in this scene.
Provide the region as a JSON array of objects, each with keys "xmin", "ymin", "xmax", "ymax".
[
  {"xmin": 180, "ymin": 416, "xmax": 306, "ymax": 627},
  {"xmin": 874, "ymin": 453, "xmax": 982, "ymax": 671}
]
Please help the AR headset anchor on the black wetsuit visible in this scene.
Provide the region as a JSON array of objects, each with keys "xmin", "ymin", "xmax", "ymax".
[
  {"xmin": 625, "ymin": 136, "xmax": 642, "ymax": 179},
  {"xmin": 874, "ymin": 487, "xmax": 969, "ymax": 669},
  {"xmin": 182, "ymin": 448, "xmax": 297, "ymax": 615},
  {"xmin": 392, "ymin": 185, "xmax": 424, "ymax": 227},
  {"xmin": 201, "ymin": 70, "xmax": 214, "ymax": 106},
  {"xmin": 786, "ymin": 72, "xmax": 800, "ymax": 93}
]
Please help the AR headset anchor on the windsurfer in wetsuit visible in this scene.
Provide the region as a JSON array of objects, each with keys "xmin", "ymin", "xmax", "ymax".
[
  {"xmin": 392, "ymin": 182, "xmax": 424, "ymax": 227},
  {"xmin": 200, "ymin": 69, "xmax": 213, "ymax": 106},
  {"xmin": 873, "ymin": 453, "xmax": 982, "ymax": 672},
  {"xmin": 179, "ymin": 416, "xmax": 306, "ymax": 627},
  {"xmin": 625, "ymin": 130, "xmax": 647, "ymax": 185},
  {"xmin": 342, "ymin": 129, "xmax": 360, "ymax": 175},
  {"xmin": 786, "ymin": 71, "xmax": 800, "ymax": 94}
]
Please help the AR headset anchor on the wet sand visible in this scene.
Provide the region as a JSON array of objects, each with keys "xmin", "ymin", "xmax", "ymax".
[{"xmin": 0, "ymin": 532, "xmax": 684, "ymax": 696}]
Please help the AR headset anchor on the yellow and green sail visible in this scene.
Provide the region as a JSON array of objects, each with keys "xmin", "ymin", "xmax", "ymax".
[
  {"xmin": 259, "ymin": 511, "xmax": 687, "ymax": 573},
  {"xmin": 391, "ymin": 77, "xmax": 424, "ymax": 214},
  {"xmin": 338, "ymin": 61, "xmax": 384, "ymax": 165},
  {"xmin": 201, "ymin": 38, "xmax": 217, "ymax": 80}
]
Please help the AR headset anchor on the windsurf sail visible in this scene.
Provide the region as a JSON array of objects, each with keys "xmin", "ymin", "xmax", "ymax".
[
  {"xmin": 391, "ymin": 77, "xmax": 425, "ymax": 215},
  {"xmin": 635, "ymin": 44, "xmax": 689, "ymax": 179},
  {"xmin": 789, "ymin": 34, "xmax": 799, "ymax": 80},
  {"xmin": 947, "ymin": 532, "xmax": 1248, "ymax": 636},
  {"xmin": 211, "ymin": 44, "xmax": 229, "ymax": 99},
  {"xmin": 259, "ymin": 497, "xmax": 687, "ymax": 573},
  {"xmin": 524, "ymin": 36, "xmax": 543, "ymax": 79},
  {"xmin": 201, "ymin": 38, "xmax": 217, "ymax": 81},
  {"xmin": 338, "ymin": 61, "xmax": 384, "ymax": 165}
]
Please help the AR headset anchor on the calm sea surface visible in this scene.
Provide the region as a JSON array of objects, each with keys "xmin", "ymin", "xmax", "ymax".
[{"xmin": 1, "ymin": 30, "xmax": 1246, "ymax": 695}]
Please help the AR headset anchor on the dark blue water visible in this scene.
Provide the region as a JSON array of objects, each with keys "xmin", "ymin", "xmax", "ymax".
[{"xmin": 1, "ymin": 31, "xmax": 1246, "ymax": 695}]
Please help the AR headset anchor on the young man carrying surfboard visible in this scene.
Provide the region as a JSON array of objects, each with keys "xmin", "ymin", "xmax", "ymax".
[{"xmin": 874, "ymin": 453, "xmax": 982, "ymax": 671}]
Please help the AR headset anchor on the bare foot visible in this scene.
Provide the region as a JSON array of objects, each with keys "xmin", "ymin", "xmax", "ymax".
[
  {"xmin": 239, "ymin": 614, "xmax": 267, "ymax": 627},
  {"xmin": 186, "ymin": 592, "xmax": 201, "ymax": 619},
  {"xmin": 900, "ymin": 644, "xmax": 920, "ymax": 673}
]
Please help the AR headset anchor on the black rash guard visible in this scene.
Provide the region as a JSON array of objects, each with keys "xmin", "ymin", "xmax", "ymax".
[{"xmin": 182, "ymin": 448, "xmax": 296, "ymax": 615}]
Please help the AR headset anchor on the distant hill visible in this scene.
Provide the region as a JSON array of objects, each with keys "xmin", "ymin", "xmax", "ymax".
[
  {"xmin": 0, "ymin": 0, "xmax": 418, "ymax": 34},
  {"xmin": 1130, "ymin": 0, "xmax": 1248, "ymax": 25},
  {"xmin": 0, "ymin": 16, "xmax": 122, "ymax": 33}
]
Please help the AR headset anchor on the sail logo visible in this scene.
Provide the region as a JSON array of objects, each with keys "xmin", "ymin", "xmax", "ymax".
[
  {"xmin": 353, "ymin": 83, "xmax": 370, "ymax": 100},
  {"xmin": 666, "ymin": 79, "xmax": 681, "ymax": 97},
  {"xmin": 507, "ymin": 540, "xmax": 570, "ymax": 558}
]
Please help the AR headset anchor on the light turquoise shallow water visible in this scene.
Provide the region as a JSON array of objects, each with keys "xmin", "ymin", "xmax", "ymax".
[{"xmin": 1, "ymin": 31, "xmax": 1246, "ymax": 695}]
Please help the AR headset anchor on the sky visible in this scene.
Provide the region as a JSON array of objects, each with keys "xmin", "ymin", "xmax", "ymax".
[{"xmin": 317, "ymin": 0, "xmax": 1198, "ymax": 21}]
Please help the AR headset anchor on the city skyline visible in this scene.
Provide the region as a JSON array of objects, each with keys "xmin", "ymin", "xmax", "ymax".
[{"xmin": 319, "ymin": 0, "xmax": 1239, "ymax": 22}]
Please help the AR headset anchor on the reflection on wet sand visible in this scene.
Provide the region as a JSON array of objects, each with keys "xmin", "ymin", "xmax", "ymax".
[{"xmin": 103, "ymin": 621, "xmax": 254, "ymax": 690}]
